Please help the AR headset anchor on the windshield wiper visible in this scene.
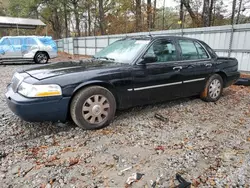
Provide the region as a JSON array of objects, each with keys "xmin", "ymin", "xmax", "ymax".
[{"xmin": 94, "ymin": 56, "xmax": 115, "ymax": 61}]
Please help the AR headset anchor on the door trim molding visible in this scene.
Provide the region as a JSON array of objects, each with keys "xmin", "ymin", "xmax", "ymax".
[
  {"xmin": 128, "ymin": 81, "xmax": 182, "ymax": 91},
  {"xmin": 128, "ymin": 77, "xmax": 205, "ymax": 91},
  {"xmin": 183, "ymin": 78, "xmax": 205, "ymax": 83}
]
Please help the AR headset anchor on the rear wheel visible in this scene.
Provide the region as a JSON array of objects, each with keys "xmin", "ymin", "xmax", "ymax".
[
  {"xmin": 200, "ymin": 74, "xmax": 223, "ymax": 102},
  {"xmin": 34, "ymin": 52, "xmax": 48, "ymax": 64},
  {"xmin": 70, "ymin": 86, "xmax": 116, "ymax": 130}
]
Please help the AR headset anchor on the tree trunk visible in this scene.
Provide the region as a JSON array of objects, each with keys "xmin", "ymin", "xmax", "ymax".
[
  {"xmin": 147, "ymin": 0, "xmax": 152, "ymax": 30},
  {"xmin": 236, "ymin": 0, "xmax": 243, "ymax": 24},
  {"xmin": 63, "ymin": 0, "xmax": 68, "ymax": 38},
  {"xmin": 135, "ymin": 0, "xmax": 142, "ymax": 32},
  {"xmin": 202, "ymin": 0, "xmax": 210, "ymax": 27},
  {"xmin": 162, "ymin": 0, "xmax": 165, "ymax": 30},
  {"xmin": 94, "ymin": 0, "xmax": 97, "ymax": 35},
  {"xmin": 85, "ymin": 22, "xmax": 87, "ymax": 36},
  {"xmin": 231, "ymin": 0, "xmax": 236, "ymax": 25},
  {"xmin": 87, "ymin": 3, "xmax": 91, "ymax": 36},
  {"xmin": 72, "ymin": 0, "xmax": 80, "ymax": 37},
  {"xmin": 208, "ymin": 0, "xmax": 214, "ymax": 26},
  {"xmin": 182, "ymin": 0, "xmax": 200, "ymax": 26},
  {"xmin": 53, "ymin": 8, "xmax": 62, "ymax": 39},
  {"xmin": 212, "ymin": 1, "xmax": 216, "ymax": 26},
  {"xmin": 152, "ymin": 0, "xmax": 157, "ymax": 29},
  {"xmin": 98, "ymin": 0, "xmax": 106, "ymax": 35},
  {"xmin": 179, "ymin": 0, "xmax": 184, "ymax": 28}
]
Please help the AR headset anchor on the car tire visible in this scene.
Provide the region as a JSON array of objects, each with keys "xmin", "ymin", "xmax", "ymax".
[
  {"xmin": 200, "ymin": 74, "xmax": 223, "ymax": 102},
  {"xmin": 70, "ymin": 86, "xmax": 116, "ymax": 130},
  {"xmin": 34, "ymin": 52, "xmax": 49, "ymax": 64}
]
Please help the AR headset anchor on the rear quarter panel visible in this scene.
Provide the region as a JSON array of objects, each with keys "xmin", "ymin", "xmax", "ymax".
[
  {"xmin": 214, "ymin": 57, "xmax": 240, "ymax": 87},
  {"xmin": 214, "ymin": 57, "xmax": 238, "ymax": 75}
]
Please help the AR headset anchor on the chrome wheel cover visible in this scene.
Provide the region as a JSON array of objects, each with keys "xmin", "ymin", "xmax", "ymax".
[
  {"xmin": 82, "ymin": 95, "xmax": 110, "ymax": 124},
  {"xmin": 209, "ymin": 79, "xmax": 221, "ymax": 99}
]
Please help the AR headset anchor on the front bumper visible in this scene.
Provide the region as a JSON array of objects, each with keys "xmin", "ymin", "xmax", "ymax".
[{"xmin": 5, "ymin": 86, "xmax": 70, "ymax": 122}]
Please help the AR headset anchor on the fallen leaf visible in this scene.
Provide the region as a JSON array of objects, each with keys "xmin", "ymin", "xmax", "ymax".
[
  {"xmin": 169, "ymin": 176, "xmax": 175, "ymax": 188},
  {"xmin": 209, "ymin": 179, "xmax": 216, "ymax": 186},
  {"xmin": 49, "ymin": 178, "xmax": 56, "ymax": 184},
  {"xmin": 47, "ymin": 155, "xmax": 59, "ymax": 162},
  {"xmin": 40, "ymin": 184, "xmax": 46, "ymax": 188},
  {"xmin": 186, "ymin": 146, "xmax": 193, "ymax": 150},
  {"xmin": 18, "ymin": 167, "xmax": 21, "ymax": 177},
  {"xmin": 155, "ymin": 146, "xmax": 165, "ymax": 151},
  {"xmin": 69, "ymin": 157, "xmax": 79, "ymax": 166},
  {"xmin": 35, "ymin": 164, "xmax": 44, "ymax": 170},
  {"xmin": 99, "ymin": 129, "xmax": 114, "ymax": 135},
  {"xmin": 192, "ymin": 179, "xmax": 200, "ymax": 187},
  {"xmin": 40, "ymin": 146, "xmax": 48, "ymax": 149}
]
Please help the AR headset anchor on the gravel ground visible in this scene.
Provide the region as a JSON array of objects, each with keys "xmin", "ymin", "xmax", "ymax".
[{"xmin": 0, "ymin": 61, "xmax": 250, "ymax": 188}]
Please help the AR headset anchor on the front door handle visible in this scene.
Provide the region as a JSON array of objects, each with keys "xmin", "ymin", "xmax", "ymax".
[
  {"xmin": 205, "ymin": 63, "xmax": 212, "ymax": 67},
  {"xmin": 173, "ymin": 66, "xmax": 183, "ymax": 71}
]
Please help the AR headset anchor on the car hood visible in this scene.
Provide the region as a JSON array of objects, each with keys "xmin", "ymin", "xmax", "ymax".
[{"xmin": 24, "ymin": 59, "xmax": 128, "ymax": 80}]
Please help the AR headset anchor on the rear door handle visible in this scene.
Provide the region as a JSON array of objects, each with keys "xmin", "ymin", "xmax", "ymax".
[
  {"xmin": 173, "ymin": 66, "xmax": 183, "ymax": 71},
  {"xmin": 205, "ymin": 63, "xmax": 212, "ymax": 67}
]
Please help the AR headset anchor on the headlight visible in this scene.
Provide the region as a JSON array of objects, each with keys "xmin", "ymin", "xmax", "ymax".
[{"xmin": 18, "ymin": 82, "xmax": 62, "ymax": 97}]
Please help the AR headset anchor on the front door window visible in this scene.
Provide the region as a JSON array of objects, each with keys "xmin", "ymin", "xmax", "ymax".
[{"xmin": 144, "ymin": 40, "xmax": 177, "ymax": 62}]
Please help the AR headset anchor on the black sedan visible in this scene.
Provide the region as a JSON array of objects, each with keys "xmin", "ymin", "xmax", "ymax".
[{"xmin": 6, "ymin": 36, "xmax": 240, "ymax": 129}]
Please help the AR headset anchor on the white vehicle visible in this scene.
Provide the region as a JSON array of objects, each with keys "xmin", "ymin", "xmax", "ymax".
[{"xmin": 0, "ymin": 36, "xmax": 58, "ymax": 64}]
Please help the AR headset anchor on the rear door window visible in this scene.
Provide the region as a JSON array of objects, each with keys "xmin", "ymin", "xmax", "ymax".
[
  {"xmin": 194, "ymin": 42, "xmax": 209, "ymax": 59},
  {"xmin": 179, "ymin": 40, "xmax": 199, "ymax": 60},
  {"xmin": 9, "ymin": 38, "xmax": 22, "ymax": 45},
  {"xmin": 26, "ymin": 38, "xmax": 37, "ymax": 45}
]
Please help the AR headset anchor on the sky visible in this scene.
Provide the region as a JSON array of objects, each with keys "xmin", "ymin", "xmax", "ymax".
[
  {"xmin": 157, "ymin": 0, "xmax": 178, "ymax": 8},
  {"xmin": 156, "ymin": 0, "xmax": 250, "ymax": 17},
  {"xmin": 157, "ymin": 0, "xmax": 230, "ymax": 9}
]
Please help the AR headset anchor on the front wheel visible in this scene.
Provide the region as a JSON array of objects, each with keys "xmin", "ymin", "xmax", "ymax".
[
  {"xmin": 70, "ymin": 86, "xmax": 116, "ymax": 130},
  {"xmin": 34, "ymin": 52, "xmax": 48, "ymax": 64},
  {"xmin": 200, "ymin": 74, "xmax": 223, "ymax": 102}
]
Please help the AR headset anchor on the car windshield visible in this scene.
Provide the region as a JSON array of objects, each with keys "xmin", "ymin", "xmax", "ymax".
[{"xmin": 94, "ymin": 39, "xmax": 150, "ymax": 64}]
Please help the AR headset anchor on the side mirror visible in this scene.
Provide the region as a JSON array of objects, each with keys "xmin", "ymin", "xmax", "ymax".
[{"xmin": 142, "ymin": 54, "xmax": 157, "ymax": 63}]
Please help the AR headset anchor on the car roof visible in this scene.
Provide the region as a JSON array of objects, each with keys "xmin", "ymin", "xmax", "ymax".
[
  {"xmin": 1, "ymin": 36, "xmax": 51, "ymax": 39},
  {"xmin": 124, "ymin": 35, "xmax": 199, "ymax": 41}
]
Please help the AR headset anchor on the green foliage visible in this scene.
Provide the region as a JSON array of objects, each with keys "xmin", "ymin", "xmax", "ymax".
[{"xmin": 8, "ymin": 0, "xmax": 39, "ymax": 18}]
